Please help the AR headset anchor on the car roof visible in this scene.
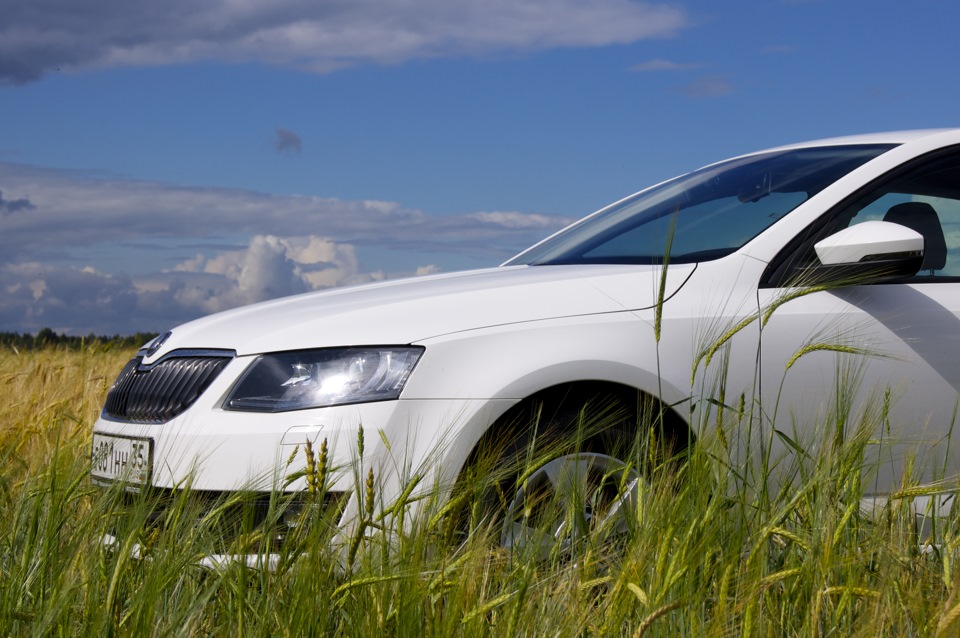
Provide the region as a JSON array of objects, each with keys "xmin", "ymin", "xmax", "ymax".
[{"xmin": 765, "ymin": 128, "xmax": 960, "ymax": 151}]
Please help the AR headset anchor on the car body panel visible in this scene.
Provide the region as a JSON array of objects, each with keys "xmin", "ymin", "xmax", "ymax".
[
  {"xmin": 759, "ymin": 281, "xmax": 960, "ymax": 488},
  {"xmin": 141, "ymin": 263, "xmax": 696, "ymax": 362}
]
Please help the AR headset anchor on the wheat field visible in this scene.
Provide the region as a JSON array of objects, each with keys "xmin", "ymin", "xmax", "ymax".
[{"xmin": 1, "ymin": 344, "xmax": 958, "ymax": 636}]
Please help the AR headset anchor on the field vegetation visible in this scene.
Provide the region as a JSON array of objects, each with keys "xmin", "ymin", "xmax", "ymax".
[{"xmin": 2, "ymin": 343, "xmax": 960, "ymax": 636}]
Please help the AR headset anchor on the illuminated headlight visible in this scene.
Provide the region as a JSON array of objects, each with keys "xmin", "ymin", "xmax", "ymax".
[{"xmin": 224, "ymin": 347, "xmax": 424, "ymax": 412}]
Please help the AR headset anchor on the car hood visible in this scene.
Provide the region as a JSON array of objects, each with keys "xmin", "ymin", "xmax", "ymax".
[{"xmin": 145, "ymin": 263, "xmax": 696, "ymax": 360}]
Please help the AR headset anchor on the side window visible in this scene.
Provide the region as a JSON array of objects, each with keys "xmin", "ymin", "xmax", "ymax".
[
  {"xmin": 844, "ymin": 152, "xmax": 960, "ymax": 278},
  {"xmin": 764, "ymin": 150, "xmax": 960, "ymax": 286}
]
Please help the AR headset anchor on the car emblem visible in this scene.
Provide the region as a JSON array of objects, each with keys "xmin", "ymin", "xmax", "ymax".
[{"xmin": 145, "ymin": 331, "xmax": 172, "ymax": 357}]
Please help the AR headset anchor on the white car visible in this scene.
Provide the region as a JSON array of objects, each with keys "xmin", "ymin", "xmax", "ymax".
[{"xmin": 92, "ymin": 129, "xmax": 960, "ymax": 554}]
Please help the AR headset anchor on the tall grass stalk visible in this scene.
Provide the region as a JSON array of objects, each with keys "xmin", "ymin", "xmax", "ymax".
[{"xmin": 2, "ymin": 344, "xmax": 959, "ymax": 636}]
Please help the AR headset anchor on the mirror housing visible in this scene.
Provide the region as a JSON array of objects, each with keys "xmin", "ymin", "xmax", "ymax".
[{"xmin": 810, "ymin": 220, "xmax": 924, "ymax": 284}]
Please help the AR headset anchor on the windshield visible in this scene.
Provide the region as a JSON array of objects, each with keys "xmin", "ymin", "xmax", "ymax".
[{"xmin": 507, "ymin": 144, "xmax": 896, "ymax": 266}]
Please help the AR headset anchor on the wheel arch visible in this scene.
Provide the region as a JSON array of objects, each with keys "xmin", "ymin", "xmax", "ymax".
[{"xmin": 454, "ymin": 379, "xmax": 695, "ymax": 489}]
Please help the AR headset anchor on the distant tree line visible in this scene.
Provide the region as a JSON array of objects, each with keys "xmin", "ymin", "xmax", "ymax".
[{"xmin": 0, "ymin": 328, "xmax": 159, "ymax": 351}]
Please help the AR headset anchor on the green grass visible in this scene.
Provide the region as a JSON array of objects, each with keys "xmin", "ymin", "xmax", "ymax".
[{"xmin": 2, "ymin": 344, "xmax": 960, "ymax": 636}]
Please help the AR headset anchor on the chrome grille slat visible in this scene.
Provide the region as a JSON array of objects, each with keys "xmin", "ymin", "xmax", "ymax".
[
  {"xmin": 103, "ymin": 352, "xmax": 232, "ymax": 423},
  {"xmin": 153, "ymin": 359, "xmax": 189, "ymax": 420}
]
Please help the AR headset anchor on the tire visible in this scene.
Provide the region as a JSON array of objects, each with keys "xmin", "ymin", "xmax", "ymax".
[
  {"xmin": 499, "ymin": 451, "xmax": 640, "ymax": 557},
  {"xmin": 461, "ymin": 387, "xmax": 657, "ymax": 556}
]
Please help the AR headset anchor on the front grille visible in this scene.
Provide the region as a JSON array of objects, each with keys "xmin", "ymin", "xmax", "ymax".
[{"xmin": 103, "ymin": 351, "xmax": 233, "ymax": 423}]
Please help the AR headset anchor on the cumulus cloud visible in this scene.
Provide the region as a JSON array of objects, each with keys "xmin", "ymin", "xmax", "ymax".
[
  {"xmin": 236, "ymin": 235, "xmax": 310, "ymax": 300},
  {"xmin": 0, "ymin": 162, "xmax": 575, "ymax": 333},
  {"xmin": 170, "ymin": 234, "xmax": 383, "ymax": 309},
  {"xmin": 0, "ymin": 0, "xmax": 688, "ymax": 85},
  {"xmin": 0, "ymin": 262, "xmax": 138, "ymax": 334},
  {"xmin": 0, "ymin": 233, "xmax": 430, "ymax": 334},
  {"xmin": 274, "ymin": 128, "xmax": 302, "ymax": 154}
]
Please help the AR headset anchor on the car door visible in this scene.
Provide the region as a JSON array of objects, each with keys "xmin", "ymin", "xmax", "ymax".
[{"xmin": 757, "ymin": 148, "xmax": 960, "ymax": 492}]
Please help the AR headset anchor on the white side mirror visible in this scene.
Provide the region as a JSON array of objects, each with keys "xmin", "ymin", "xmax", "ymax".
[{"xmin": 815, "ymin": 220, "xmax": 923, "ymax": 266}]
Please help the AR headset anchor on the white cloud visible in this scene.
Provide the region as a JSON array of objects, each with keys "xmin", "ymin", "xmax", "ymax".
[
  {"xmin": 235, "ymin": 235, "xmax": 310, "ymax": 301},
  {"xmin": 0, "ymin": 233, "xmax": 439, "ymax": 334},
  {"xmin": 283, "ymin": 236, "xmax": 358, "ymax": 267},
  {"xmin": 0, "ymin": 163, "xmax": 578, "ymax": 333},
  {"xmin": 466, "ymin": 210, "xmax": 566, "ymax": 229},
  {"xmin": 0, "ymin": 262, "xmax": 139, "ymax": 334},
  {"xmin": 630, "ymin": 58, "xmax": 700, "ymax": 72},
  {"xmin": 166, "ymin": 233, "xmax": 420, "ymax": 309},
  {"xmin": 172, "ymin": 254, "xmax": 210, "ymax": 274},
  {"xmin": 0, "ymin": 162, "xmax": 572, "ymax": 265},
  {"xmin": 415, "ymin": 264, "xmax": 441, "ymax": 276},
  {"xmin": 0, "ymin": 0, "xmax": 688, "ymax": 84}
]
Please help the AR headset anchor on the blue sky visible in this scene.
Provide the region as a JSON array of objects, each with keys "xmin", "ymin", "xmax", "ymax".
[{"xmin": 1, "ymin": 0, "xmax": 957, "ymax": 335}]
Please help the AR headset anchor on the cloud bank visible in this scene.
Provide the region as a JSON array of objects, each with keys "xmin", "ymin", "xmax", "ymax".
[
  {"xmin": 0, "ymin": 0, "xmax": 687, "ymax": 84},
  {"xmin": 0, "ymin": 162, "xmax": 574, "ymax": 334}
]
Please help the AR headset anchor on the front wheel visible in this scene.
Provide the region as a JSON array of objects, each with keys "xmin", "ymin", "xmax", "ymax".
[
  {"xmin": 499, "ymin": 451, "xmax": 640, "ymax": 558},
  {"xmin": 456, "ymin": 387, "xmax": 684, "ymax": 555}
]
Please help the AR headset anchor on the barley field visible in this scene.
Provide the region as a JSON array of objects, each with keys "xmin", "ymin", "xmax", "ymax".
[{"xmin": 1, "ymin": 344, "xmax": 959, "ymax": 636}]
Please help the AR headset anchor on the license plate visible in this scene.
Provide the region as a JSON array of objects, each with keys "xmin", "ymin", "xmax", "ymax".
[{"xmin": 91, "ymin": 433, "xmax": 153, "ymax": 487}]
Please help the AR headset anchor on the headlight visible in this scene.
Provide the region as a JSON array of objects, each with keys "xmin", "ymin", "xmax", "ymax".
[{"xmin": 224, "ymin": 347, "xmax": 424, "ymax": 412}]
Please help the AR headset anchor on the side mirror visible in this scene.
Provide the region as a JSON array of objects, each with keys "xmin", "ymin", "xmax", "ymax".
[{"xmin": 810, "ymin": 220, "xmax": 924, "ymax": 284}]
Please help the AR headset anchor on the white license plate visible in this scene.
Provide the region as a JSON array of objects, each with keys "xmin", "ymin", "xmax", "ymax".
[{"xmin": 91, "ymin": 433, "xmax": 153, "ymax": 487}]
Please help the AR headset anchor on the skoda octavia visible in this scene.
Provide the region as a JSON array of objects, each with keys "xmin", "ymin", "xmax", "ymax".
[{"xmin": 92, "ymin": 129, "xmax": 960, "ymax": 554}]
